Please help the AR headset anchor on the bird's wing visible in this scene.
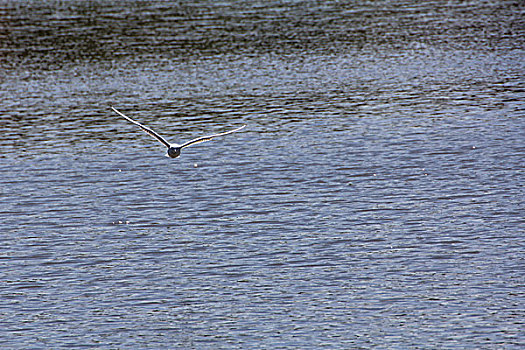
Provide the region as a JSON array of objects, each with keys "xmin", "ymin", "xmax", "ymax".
[
  {"xmin": 111, "ymin": 107, "xmax": 171, "ymax": 148},
  {"xmin": 180, "ymin": 124, "xmax": 246, "ymax": 149}
]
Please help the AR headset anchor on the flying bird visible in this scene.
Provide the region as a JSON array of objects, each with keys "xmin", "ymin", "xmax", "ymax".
[{"xmin": 111, "ymin": 107, "xmax": 246, "ymax": 158}]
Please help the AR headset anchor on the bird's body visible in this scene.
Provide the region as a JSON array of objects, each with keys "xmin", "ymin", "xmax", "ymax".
[{"xmin": 111, "ymin": 107, "xmax": 246, "ymax": 158}]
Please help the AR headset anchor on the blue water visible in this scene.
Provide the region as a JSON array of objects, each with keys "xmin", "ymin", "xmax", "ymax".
[{"xmin": 1, "ymin": 1, "xmax": 524, "ymax": 348}]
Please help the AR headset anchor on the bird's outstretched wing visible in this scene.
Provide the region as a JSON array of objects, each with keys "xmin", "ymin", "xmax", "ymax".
[
  {"xmin": 180, "ymin": 124, "xmax": 246, "ymax": 149},
  {"xmin": 111, "ymin": 107, "xmax": 171, "ymax": 148}
]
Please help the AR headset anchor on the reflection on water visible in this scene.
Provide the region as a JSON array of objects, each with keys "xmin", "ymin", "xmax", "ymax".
[
  {"xmin": 2, "ymin": 0, "xmax": 523, "ymax": 69},
  {"xmin": 1, "ymin": 1, "xmax": 524, "ymax": 348}
]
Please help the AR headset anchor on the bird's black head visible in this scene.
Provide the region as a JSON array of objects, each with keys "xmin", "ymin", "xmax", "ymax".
[{"xmin": 167, "ymin": 147, "xmax": 181, "ymax": 158}]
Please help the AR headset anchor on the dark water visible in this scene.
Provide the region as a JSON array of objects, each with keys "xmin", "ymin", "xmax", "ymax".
[{"xmin": 1, "ymin": 1, "xmax": 524, "ymax": 348}]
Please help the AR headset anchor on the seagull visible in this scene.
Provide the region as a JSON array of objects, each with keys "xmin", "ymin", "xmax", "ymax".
[{"xmin": 111, "ymin": 107, "xmax": 246, "ymax": 158}]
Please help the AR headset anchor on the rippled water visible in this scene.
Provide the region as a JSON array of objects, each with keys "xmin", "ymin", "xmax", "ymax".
[{"xmin": 1, "ymin": 1, "xmax": 524, "ymax": 348}]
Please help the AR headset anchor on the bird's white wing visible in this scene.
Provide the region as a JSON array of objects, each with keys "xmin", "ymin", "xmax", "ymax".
[
  {"xmin": 111, "ymin": 107, "xmax": 171, "ymax": 148},
  {"xmin": 180, "ymin": 124, "xmax": 246, "ymax": 149}
]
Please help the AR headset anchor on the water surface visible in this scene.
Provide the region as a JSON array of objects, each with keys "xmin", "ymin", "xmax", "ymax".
[{"xmin": 1, "ymin": 1, "xmax": 524, "ymax": 348}]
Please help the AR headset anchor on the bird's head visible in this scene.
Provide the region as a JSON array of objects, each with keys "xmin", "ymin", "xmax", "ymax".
[{"xmin": 166, "ymin": 147, "xmax": 181, "ymax": 158}]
